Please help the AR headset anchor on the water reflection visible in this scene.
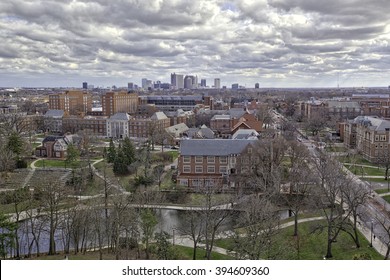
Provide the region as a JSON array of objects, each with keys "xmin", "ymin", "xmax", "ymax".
[{"xmin": 12, "ymin": 208, "xmax": 289, "ymax": 256}]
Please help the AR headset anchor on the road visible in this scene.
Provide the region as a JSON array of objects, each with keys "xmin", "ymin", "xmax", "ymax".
[{"xmin": 300, "ymin": 130, "xmax": 389, "ymax": 257}]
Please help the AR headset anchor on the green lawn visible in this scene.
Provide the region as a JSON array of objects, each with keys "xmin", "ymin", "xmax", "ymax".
[
  {"xmin": 382, "ymin": 195, "xmax": 390, "ymax": 203},
  {"xmin": 364, "ymin": 177, "xmax": 388, "ymax": 183},
  {"xmin": 215, "ymin": 220, "xmax": 383, "ymax": 260},
  {"xmin": 173, "ymin": 245, "xmax": 233, "ymax": 260},
  {"xmin": 34, "ymin": 159, "xmax": 83, "ymax": 169},
  {"xmin": 346, "ymin": 165, "xmax": 385, "ymax": 177},
  {"xmin": 325, "ymin": 146, "xmax": 347, "ymax": 153},
  {"xmin": 339, "ymin": 155, "xmax": 372, "ymax": 165},
  {"xmin": 374, "ymin": 188, "xmax": 390, "ymax": 194}
]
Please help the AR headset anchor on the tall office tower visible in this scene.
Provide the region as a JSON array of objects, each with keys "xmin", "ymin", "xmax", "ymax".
[
  {"xmin": 82, "ymin": 82, "xmax": 88, "ymax": 89},
  {"xmin": 102, "ymin": 91, "xmax": 139, "ymax": 117},
  {"xmin": 49, "ymin": 90, "xmax": 92, "ymax": 115},
  {"xmin": 232, "ymin": 83, "xmax": 239, "ymax": 90},
  {"xmin": 128, "ymin": 82, "xmax": 134, "ymax": 90},
  {"xmin": 201, "ymin": 79, "xmax": 207, "ymax": 87},
  {"xmin": 184, "ymin": 76, "xmax": 193, "ymax": 89},
  {"xmin": 141, "ymin": 78, "xmax": 152, "ymax": 89},
  {"xmin": 255, "ymin": 83, "xmax": 259, "ymax": 89},
  {"xmin": 184, "ymin": 75, "xmax": 198, "ymax": 89},
  {"xmin": 170, "ymin": 73, "xmax": 184, "ymax": 89},
  {"xmin": 214, "ymin": 78, "xmax": 221, "ymax": 89}
]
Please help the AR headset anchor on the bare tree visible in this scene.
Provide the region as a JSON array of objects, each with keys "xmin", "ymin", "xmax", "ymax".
[
  {"xmin": 232, "ymin": 195, "xmax": 280, "ymax": 260},
  {"xmin": 201, "ymin": 184, "xmax": 232, "ymax": 260},
  {"xmin": 36, "ymin": 181, "xmax": 68, "ymax": 255},
  {"xmin": 340, "ymin": 182, "xmax": 370, "ymax": 248},
  {"xmin": 374, "ymin": 216, "xmax": 390, "ymax": 259},
  {"xmin": 303, "ymin": 112, "xmax": 327, "ymax": 136},
  {"xmin": 256, "ymin": 107, "xmax": 272, "ymax": 129},
  {"xmin": 177, "ymin": 211, "xmax": 204, "ymax": 260},
  {"xmin": 25, "ymin": 193, "xmax": 44, "ymax": 257},
  {"xmin": 283, "ymin": 141, "xmax": 314, "ymax": 237},
  {"xmin": 0, "ymin": 113, "xmax": 30, "ymax": 137},
  {"xmin": 377, "ymin": 147, "xmax": 390, "ymax": 190},
  {"xmin": 312, "ymin": 154, "xmax": 350, "ymax": 259},
  {"xmin": 234, "ymin": 138, "xmax": 285, "ymax": 194},
  {"xmin": 140, "ymin": 208, "xmax": 157, "ymax": 260}
]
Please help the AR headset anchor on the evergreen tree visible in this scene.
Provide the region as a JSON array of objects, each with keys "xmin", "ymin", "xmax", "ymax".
[
  {"xmin": 65, "ymin": 143, "xmax": 80, "ymax": 168},
  {"xmin": 122, "ymin": 137, "xmax": 135, "ymax": 166},
  {"xmin": 7, "ymin": 131, "xmax": 24, "ymax": 156},
  {"xmin": 0, "ymin": 213, "xmax": 17, "ymax": 259},
  {"xmin": 113, "ymin": 145, "xmax": 128, "ymax": 175},
  {"xmin": 107, "ymin": 138, "xmax": 116, "ymax": 163}
]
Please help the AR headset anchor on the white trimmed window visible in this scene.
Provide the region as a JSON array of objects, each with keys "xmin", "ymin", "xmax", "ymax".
[
  {"xmin": 195, "ymin": 166, "xmax": 203, "ymax": 173},
  {"xmin": 207, "ymin": 166, "xmax": 215, "ymax": 173},
  {"xmin": 219, "ymin": 156, "xmax": 227, "ymax": 164},
  {"xmin": 207, "ymin": 156, "xmax": 215, "ymax": 163},
  {"xmin": 179, "ymin": 179, "xmax": 188, "ymax": 186},
  {"xmin": 219, "ymin": 166, "xmax": 227, "ymax": 174},
  {"xmin": 183, "ymin": 165, "xmax": 191, "ymax": 173},
  {"xmin": 183, "ymin": 156, "xmax": 190, "ymax": 163},
  {"xmin": 195, "ymin": 156, "xmax": 203, "ymax": 163},
  {"xmin": 192, "ymin": 179, "xmax": 202, "ymax": 187}
]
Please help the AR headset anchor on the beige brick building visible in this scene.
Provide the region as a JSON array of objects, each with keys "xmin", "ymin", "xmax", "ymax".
[
  {"xmin": 343, "ymin": 116, "xmax": 390, "ymax": 162},
  {"xmin": 49, "ymin": 90, "xmax": 92, "ymax": 116},
  {"xmin": 102, "ymin": 91, "xmax": 138, "ymax": 117}
]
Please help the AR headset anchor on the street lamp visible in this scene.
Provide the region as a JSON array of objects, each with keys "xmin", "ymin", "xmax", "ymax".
[{"xmin": 370, "ymin": 220, "xmax": 373, "ymax": 247}]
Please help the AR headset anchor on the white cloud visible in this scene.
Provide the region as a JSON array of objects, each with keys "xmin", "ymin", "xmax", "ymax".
[{"xmin": 0, "ymin": 0, "xmax": 389, "ymax": 87}]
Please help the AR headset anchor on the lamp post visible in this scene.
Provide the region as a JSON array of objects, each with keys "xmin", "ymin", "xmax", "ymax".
[{"xmin": 370, "ymin": 220, "xmax": 373, "ymax": 247}]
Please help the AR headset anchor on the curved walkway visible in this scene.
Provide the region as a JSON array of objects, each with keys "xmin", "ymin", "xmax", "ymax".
[{"xmin": 172, "ymin": 214, "xmax": 387, "ymax": 258}]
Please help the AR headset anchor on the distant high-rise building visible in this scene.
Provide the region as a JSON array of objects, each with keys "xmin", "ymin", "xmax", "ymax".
[
  {"xmin": 171, "ymin": 73, "xmax": 184, "ymax": 89},
  {"xmin": 141, "ymin": 78, "xmax": 153, "ymax": 89},
  {"xmin": 49, "ymin": 90, "xmax": 92, "ymax": 115},
  {"xmin": 82, "ymin": 82, "xmax": 88, "ymax": 89},
  {"xmin": 184, "ymin": 75, "xmax": 197, "ymax": 89},
  {"xmin": 201, "ymin": 79, "xmax": 206, "ymax": 87},
  {"xmin": 255, "ymin": 83, "xmax": 259, "ymax": 89},
  {"xmin": 214, "ymin": 78, "xmax": 221, "ymax": 89},
  {"xmin": 232, "ymin": 83, "xmax": 239, "ymax": 90},
  {"xmin": 128, "ymin": 82, "xmax": 134, "ymax": 90}
]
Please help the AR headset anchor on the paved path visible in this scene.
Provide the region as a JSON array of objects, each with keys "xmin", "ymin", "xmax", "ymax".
[
  {"xmin": 91, "ymin": 159, "xmax": 129, "ymax": 194},
  {"xmin": 171, "ymin": 215, "xmax": 389, "ymax": 259}
]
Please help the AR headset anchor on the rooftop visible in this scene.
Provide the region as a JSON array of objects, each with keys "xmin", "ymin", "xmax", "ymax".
[{"xmin": 180, "ymin": 139, "xmax": 256, "ymax": 156}]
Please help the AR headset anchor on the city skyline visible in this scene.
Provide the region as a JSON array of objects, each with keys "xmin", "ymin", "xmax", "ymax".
[{"xmin": 0, "ymin": 0, "xmax": 390, "ymax": 88}]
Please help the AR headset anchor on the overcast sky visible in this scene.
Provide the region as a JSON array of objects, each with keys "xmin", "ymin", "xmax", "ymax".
[{"xmin": 1, "ymin": 0, "xmax": 390, "ymax": 88}]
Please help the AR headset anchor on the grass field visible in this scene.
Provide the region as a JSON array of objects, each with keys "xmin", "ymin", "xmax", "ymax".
[
  {"xmin": 346, "ymin": 165, "xmax": 385, "ymax": 177},
  {"xmin": 382, "ymin": 195, "xmax": 390, "ymax": 203},
  {"xmin": 20, "ymin": 244, "xmax": 233, "ymax": 260},
  {"xmin": 215, "ymin": 220, "xmax": 383, "ymax": 260},
  {"xmin": 374, "ymin": 188, "xmax": 390, "ymax": 194},
  {"xmin": 339, "ymin": 155, "xmax": 372, "ymax": 165},
  {"xmin": 34, "ymin": 159, "xmax": 84, "ymax": 169}
]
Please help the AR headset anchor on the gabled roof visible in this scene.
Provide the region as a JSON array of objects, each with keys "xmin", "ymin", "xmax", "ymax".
[
  {"xmin": 186, "ymin": 126, "xmax": 215, "ymax": 139},
  {"xmin": 232, "ymin": 129, "xmax": 260, "ymax": 140},
  {"xmin": 44, "ymin": 110, "xmax": 64, "ymax": 118},
  {"xmin": 151, "ymin": 112, "xmax": 168, "ymax": 120},
  {"xmin": 211, "ymin": 114, "xmax": 230, "ymax": 120},
  {"xmin": 228, "ymin": 108, "xmax": 250, "ymax": 119},
  {"xmin": 199, "ymin": 126, "xmax": 215, "ymax": 139},
  {"xmin": 180, "ymin": 139, "xmax": 256, "ymax": 156},
  {"xmin": 166, "ymin": 123, "xmax": 189, "ymax": 137},
  {"xmin": 109, "ymin": 112, "xmax": 131, "ymax": 121},
  {"xmin": 353, "ymin": 116, "xmax": 390, "ymax": 131},
  {"xmin": 42, "ymin": 135, "xmax": 63, "ymax": 143}
]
